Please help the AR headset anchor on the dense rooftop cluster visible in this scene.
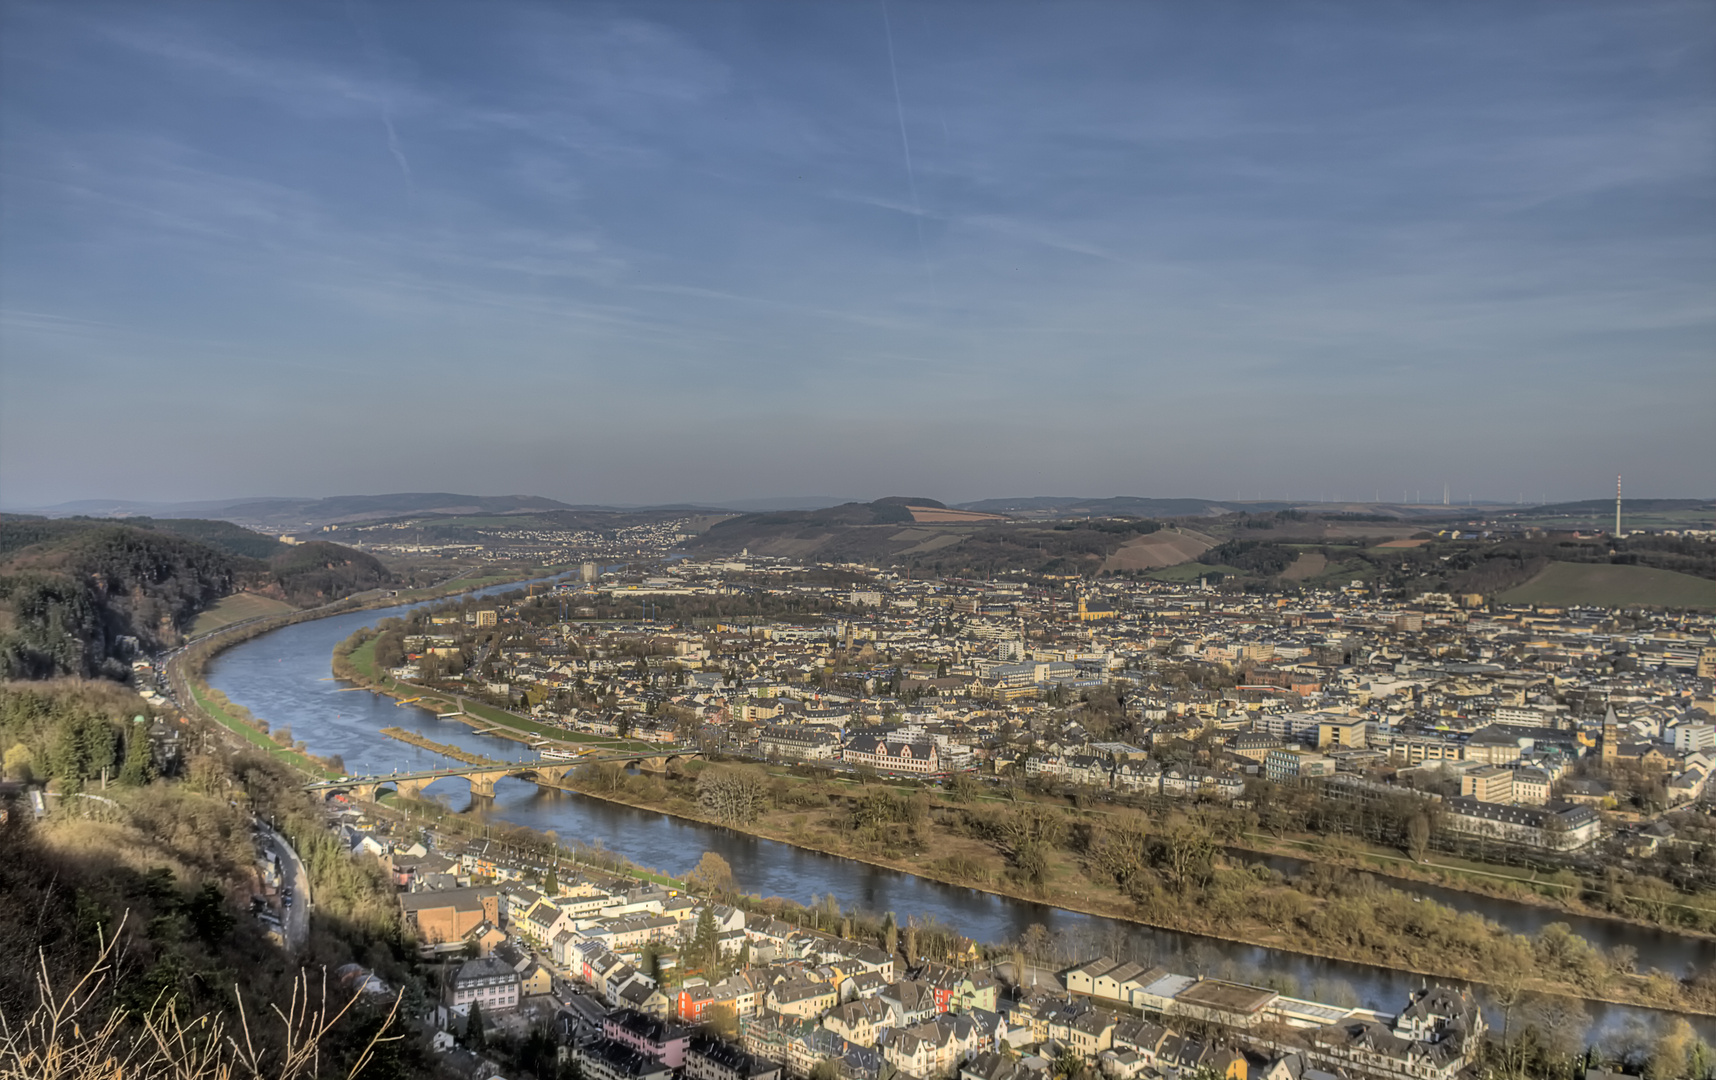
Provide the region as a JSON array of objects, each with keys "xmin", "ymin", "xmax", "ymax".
[
  {"xmin": 395, "ymin": 555, "xmax": 1714, "ymax": 861},
  {"xmin": 335, "ymin": 808, "xmax": 1490, "ymax": 1080}
]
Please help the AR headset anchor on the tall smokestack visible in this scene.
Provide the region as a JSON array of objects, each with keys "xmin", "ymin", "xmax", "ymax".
[{"xmin": 1615, "ymin": 474, "xmax": 1622, "ymax": 536}]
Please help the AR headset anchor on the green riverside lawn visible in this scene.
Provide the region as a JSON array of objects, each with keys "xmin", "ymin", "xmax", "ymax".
[{"xmin": 190, "ymin": 680, "xmax": 338, "ymax": 778}]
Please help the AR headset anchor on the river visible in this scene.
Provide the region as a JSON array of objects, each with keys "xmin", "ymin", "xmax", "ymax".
[{"xmin": 204, "ymin": 582, "xmax": 1709, "ymax": 1039}]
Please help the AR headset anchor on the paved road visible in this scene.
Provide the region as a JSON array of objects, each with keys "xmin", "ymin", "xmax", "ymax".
[{"xmin": 269, "ymin": 827, "xmax": 312, "ymax": 952}]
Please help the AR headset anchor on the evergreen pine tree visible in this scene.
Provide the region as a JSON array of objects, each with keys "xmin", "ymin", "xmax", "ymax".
[
  {"xmin": 466, "ymin": 1000, "xmax": 485, "ymax": 1048},
  {"xmin": 118, "ymin": 725, "xmax": 155, "ymax": 786},
  {"xmin": 691, "ymin": 906, "xmax": 718, "ymax": 972}
]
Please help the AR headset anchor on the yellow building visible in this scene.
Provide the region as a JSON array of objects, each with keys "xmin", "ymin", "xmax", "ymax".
[
  {"xmin": 1461, "ymin": 765, "xmax": 1514, "ymax": 803},
  {"xmin": 1076, "ymin": 596, "xmax": 1119, "ymax": 622},
  {"xmin": 766, "ymin": 980, "xmax": 836, "ymax": 1019},
  {"xmin": 520, "ymin": 962, "xmax": 552, "ymax": 997},
  {"xmin": 1317, "ymin": 718, "xmax": 1367, "ymax": 750}
]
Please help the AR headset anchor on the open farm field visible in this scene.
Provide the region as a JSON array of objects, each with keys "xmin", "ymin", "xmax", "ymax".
[
  {"xmin": 898, "ymin": 532, "xmax": 970, "ymax": 555},
  {"xmin": 1500, "ymin": 562, "xmax": 1716, "ymax": 609},
  {"xmin": 906, "ymin": 506, "xmax": 1005, "ymax": 523},
  {"xmin": 1308, "ymin": 557, "xmax": 1379, "ymax": 584},
  {"xmin": 1146, "ymin": 560, "xmax": 1242, "ymax": 582},
  {"xmin": 1265, "ymin": 521, "xmax": 1430, "ymax": 540},
  {"xmin": 190, "ymin": 591, "xmax": 298, "ymax": 635},
  {"xmin": 1281, "ymin": 552, "xmax": 1328, "ymax": 581},
  {"xmin": 730, "ymin": 534, "xmax": 840, "ymax": 558},
  {"xmin": 1501, "ymin": 503, "xmax": 1716, "ymax": 531},
  {"xmin": 1101, "ymin": 529, "xmax": 1215, "ymax": 571}
]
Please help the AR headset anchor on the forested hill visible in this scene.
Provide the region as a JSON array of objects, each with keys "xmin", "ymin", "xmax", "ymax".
[
  {"xmin": 264, "ymin": 540, "xmax": 392, "ymax": 604},
  {"xmin": 0, "ymin": 517, "xmax": 391, "ymax": 680}
]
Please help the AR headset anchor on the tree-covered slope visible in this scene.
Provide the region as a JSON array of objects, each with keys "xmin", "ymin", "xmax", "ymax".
[
  {"xmin": 264, "ymin": 540, "xmax": 391, "ymax": 606},
  {"xmin": 0, "ymin": 518, "xmax": 391, "ymax": 680},
  {"xmin": 121, "ymin": 517, "xmax": 289, "ymax": 560}
]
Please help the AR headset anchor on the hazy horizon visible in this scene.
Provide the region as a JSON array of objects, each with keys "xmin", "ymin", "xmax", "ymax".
[
  {"xmin": 3, "ymin": 1, "xmax": 1712, "ymax": 508},
  {"xmin": 6, "ymin": 488, "xmax": 1702, "ymax": 518}
]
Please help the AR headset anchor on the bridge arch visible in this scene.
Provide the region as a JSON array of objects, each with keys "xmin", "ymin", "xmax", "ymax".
[{"xmin": 304, "ymin": 751, "xmax": 703, "ymax": 802}]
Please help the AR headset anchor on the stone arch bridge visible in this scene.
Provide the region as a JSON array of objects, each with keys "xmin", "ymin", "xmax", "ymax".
[{"xmin": 304, "ymin": 747, "xmax": 700, "ymax": 801}]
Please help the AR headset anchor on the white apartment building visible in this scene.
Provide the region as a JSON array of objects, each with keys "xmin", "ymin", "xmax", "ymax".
[{"xmin": 447, "ymin": 957, "xmax": 521, "ymax": 1012}]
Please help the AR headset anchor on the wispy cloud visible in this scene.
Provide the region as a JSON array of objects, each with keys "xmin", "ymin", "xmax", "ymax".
[{"xmin": 2, "ymin": 0, "xmax": 1711, "ymax": 504}]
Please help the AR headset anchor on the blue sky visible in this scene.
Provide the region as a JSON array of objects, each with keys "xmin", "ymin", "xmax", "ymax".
[{"xmin": 2, "ymin": 0, "xmax": 1711, "ymax": 508}]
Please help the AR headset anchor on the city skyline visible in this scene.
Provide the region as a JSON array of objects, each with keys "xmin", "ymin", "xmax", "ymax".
[{"xmin": 2, "ymin": 1, "xmax": 1712, "ymax": 507}]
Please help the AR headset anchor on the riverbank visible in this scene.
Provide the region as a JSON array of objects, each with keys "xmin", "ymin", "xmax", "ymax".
[
  {"xmin": 187, "ymin": 680, "xmax": 340, "ymax": 778},
  {"xmin": 1220, "ymin": 831, "xmax": 1716, "ymax": 941},
  {"xmin": 499, "ymin": 759, "xmax": 1716, "ymax": 1018},
  {"xmin": 172, "ymin": 561, "xmax": 578, "ymax": 778},
  {"xmin": 368, "ymin": 790, "xmax": 692, "ymax": 894}
]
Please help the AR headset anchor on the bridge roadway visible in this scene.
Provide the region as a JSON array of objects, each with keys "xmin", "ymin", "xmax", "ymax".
[{"xmin": 305, "ymin": 745, "xmax": 701, "ymax": 800}]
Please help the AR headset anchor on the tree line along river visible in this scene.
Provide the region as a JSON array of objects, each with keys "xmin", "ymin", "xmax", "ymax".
[{"xmin": 203, "ymin": 578, "xmax": 1714, "ymax": 1041}]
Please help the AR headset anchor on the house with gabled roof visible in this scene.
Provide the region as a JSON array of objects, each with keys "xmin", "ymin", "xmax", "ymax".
[
  {"xmin": 520, "ymin": 898, "xmax": 568, "ymax": 945},
  {"xmin": 822, "ymin": 997, "xmax": 894, "ymax": 1046},
  {"xmin": 880, "ymin": 979, "xmax": 940, "ymax": 1028}
]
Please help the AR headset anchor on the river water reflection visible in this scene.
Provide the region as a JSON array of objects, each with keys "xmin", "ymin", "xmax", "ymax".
[{"xmin": 205, "ymin": 581, "xmax": 1710, "ymax": 1039}]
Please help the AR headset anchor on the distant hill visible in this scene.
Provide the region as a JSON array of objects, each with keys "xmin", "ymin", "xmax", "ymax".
[
  {"xmin": 954, "ymin": 496, "xmax": 1460, "ymax": 520},
  {"xmin": 0, "ymin": 515, "xmax": 288, "ymax": 561},
  {"xmin": 10, "ymin": 497, "xmax": 302, "ymax": 519},
  {"xmin": 690, "ymin": 498, "xmax": 990, "ymax": 542},
  {"xmin": 1526, "ymin": 498, "xmax": 1713, "ymax": 516},
  {"xmin": 955, "ymin": 496, "xmax": 1220, "ymax": 515},
  {"xmin": 0, "ymin": 516, "xmax": 391, "ymax": 680},
  {"xmin": 712, "ymin": 496, "xmax": 863, "ymax": 512},
  {"xmin": 684, "ymin": 499, "xmax": 1183, "ymax": 574},
  {"xmin": 14, "ymin": 492, "xmax": 579, "ymax": 531},
  {"xmin": 873, "ymin": 496, "xmax": 947, "ymax": 509},
  {"xmin": 216, "ymin": 492, "xmax": 577, "ymax": 530},
  {"xmin": 263, "ymin": 540, "xmax": 392, "ymax": 605},
  {"xmin": 957, "ymin": 496, "xmax": 1286, "ymax": 518},
  {"xmin": 114, "ymin": 517, "xmax": 289, "ymax": 560}
]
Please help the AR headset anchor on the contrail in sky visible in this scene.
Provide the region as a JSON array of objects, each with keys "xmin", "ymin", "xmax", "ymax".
[
  {"xmin": 345, "ymin": 0, "xmax": 414, "ymax": 195},
  {"xmin": 380, "ymin": 110, "xmax": 413, "ymax": 190},
  {"xmin": 881, "ymin": 0, "xmax": 936, "ymax": 302}
]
